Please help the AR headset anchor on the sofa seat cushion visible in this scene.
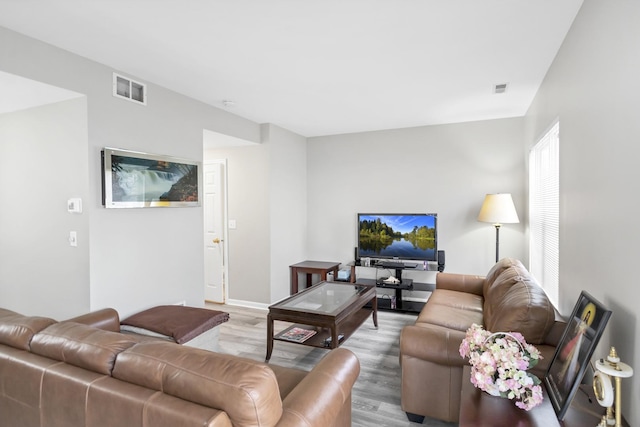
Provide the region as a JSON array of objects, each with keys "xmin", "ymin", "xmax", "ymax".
[
  {"xmin": 113, "ymin": 341, "xmax": 283, "ymax": 427},
  {"xmin": 428, "ymin": 289, "xmax": 483, "ymax": 312},
  {"xmin": 416, "ymin": 302, "xmax": 484, "ymax": 333},
  {"xmin": 484, "ymin": 277, "xmax": 556, "ymax": 345}
]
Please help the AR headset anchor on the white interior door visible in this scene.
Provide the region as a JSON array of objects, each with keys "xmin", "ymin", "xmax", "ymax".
[{"xmin": 204, "ymin": 162, "xmax": 225, "ymax": 303}]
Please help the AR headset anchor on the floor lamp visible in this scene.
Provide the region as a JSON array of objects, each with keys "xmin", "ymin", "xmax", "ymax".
[{"xmin": 477, "ymin": 193, "xmax": 519, "ymax": 263}]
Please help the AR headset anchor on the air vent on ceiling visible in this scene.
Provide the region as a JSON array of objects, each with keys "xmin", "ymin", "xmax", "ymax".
[
  {"xmin": 494, "ymin": 83, "xmax": 508, "ymax": 94},
  {"xmin": 113, "ymin": 72, "xmax": 146, "ymax": 105}
]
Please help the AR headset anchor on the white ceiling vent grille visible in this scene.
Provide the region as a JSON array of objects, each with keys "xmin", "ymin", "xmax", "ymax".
[
  {"xmin": 113, "ymin": 72, "xmax": 146, "ymax": 105},
  {"xmin": 493, "ymin": 83, "xmax": 508, "ymax": 94}
]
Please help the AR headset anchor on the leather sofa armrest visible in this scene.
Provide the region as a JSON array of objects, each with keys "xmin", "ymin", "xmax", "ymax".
[
  {"xmin": 276, "ymin": 348, "xmax": 360, "ymax": 427},
  {"xmin": 400, "ymin": 324, "xmax": 467, "ymax": 366},
  {"xmin": 436, "ymin": 273, "xmax": 484, "ymax": 296},
  {"xmin": 64, "ymin": 308, "xmax": 121, "ymax": 332}
]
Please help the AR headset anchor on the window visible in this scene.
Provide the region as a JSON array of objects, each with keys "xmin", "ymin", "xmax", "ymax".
[{"xmin": 529, "ymin": 121, "xmax": 559, "ymax": 306}]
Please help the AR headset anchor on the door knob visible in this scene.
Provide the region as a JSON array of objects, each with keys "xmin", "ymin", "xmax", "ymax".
[{"xmin": 212, "ymin": 238, "xmax": 221, "ymax": 244}]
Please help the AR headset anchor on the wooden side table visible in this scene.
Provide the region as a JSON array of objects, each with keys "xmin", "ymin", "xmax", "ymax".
[
  {"xmin": 459, "ymin": 366, "xmax": 621, "ymax": 426},
  {"xmin": 289, "ymin": 260, "xmax": 340, "ymax": 294}
]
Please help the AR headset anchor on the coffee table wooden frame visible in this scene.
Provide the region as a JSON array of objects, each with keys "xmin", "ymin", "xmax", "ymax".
[{"xmin": 266, "ymin": 281, "xmax": 377, "ymax": 361}]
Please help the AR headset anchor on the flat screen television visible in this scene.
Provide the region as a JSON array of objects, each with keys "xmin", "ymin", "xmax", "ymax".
[{"xmin": 357, "ymin": 213, "xmax": 438, "ymax": 262}]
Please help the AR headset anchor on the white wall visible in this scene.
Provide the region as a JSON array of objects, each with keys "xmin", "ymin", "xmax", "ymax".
[
  {"xmin": 265, "ymin": 124, "xmax": 307, "ymax": 303},
  {"xmin": 0, "ymin": 26, "xmax": 261, "ymax": 318},
  {"xmin": 307, "ymin": 118, "xmax": 527, "ymax": 281},
  {"xmin": 525, "ymin": 1, "xmax": 639, "ymax": 424},
  {"xmin": 0, "ymin": 98, "xmax": 89, "ymax": 319},
  {"xmin": 204, "ymin": 123, "xmax": 307, "ymax": 306}
]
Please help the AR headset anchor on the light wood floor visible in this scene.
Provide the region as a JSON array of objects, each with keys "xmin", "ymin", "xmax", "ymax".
[{"xmin": 206, "ymin": 302, "xmax": 458, "ymax": 427}]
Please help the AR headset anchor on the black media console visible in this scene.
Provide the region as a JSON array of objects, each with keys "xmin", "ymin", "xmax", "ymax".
[{"xmin": 348, "ymin": 260, "xmax": 437, "ymax": 314}]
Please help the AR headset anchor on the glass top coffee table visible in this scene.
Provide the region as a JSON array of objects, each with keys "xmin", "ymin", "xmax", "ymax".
[{"xmin": 266, "ymin": 281, "xmax": 377, "ymax": 361}]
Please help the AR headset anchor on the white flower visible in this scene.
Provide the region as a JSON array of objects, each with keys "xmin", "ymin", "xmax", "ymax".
[{"xmin": 459, "ymin": 324, "xmax": 544, "ymax": 411}]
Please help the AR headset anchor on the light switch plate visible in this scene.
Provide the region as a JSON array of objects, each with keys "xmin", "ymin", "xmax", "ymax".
[{"xmin": 68, "ymin": 198, "xmax": 82, "ymax": 213}]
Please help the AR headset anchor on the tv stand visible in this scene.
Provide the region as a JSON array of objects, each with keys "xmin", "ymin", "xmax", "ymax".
[
  {"xmin": 348, "ymin": 261, "xmax": 436, "ymax": 313},
  {"xmin": 390, "ymin": 266, "xmax": 404, "ymax": 283}
]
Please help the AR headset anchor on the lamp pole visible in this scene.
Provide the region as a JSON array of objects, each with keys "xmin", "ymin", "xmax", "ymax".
[{"xmin": 494, "ymin": 223, "xmax": 501, "ymax": 263}]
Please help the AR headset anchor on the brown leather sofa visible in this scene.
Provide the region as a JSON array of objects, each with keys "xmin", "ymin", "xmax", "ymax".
[
  {"xmin": 0, "ymin": 307, "xmax": 360, "ymax": 427},
  {"xmin": 399, "ymin": 258, "xmax": 566, "ymax": 423}
]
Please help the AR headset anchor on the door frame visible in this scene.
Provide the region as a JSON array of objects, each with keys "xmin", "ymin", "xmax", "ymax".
[{"xmin": 204, "ymin": 158, "xmax": 229, "ymax": 303}]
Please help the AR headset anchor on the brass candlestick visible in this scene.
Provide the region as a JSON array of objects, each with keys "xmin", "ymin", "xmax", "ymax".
[{"xmin": 593, "ymin": 347, "xmax": 633, "ymax": 427}]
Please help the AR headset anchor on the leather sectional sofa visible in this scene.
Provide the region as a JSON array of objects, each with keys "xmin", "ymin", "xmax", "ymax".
[
  {"xmin": 399, "ymin": 258, "xmax": 566, "ymax": 423},
  {"xmin": 0, "ymin": 307, "xmax": 360, "ymax": 427}
]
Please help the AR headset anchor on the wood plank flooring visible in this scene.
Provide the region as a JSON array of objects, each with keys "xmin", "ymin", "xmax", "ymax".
[{"xmin": 205, "ymin": 302, "xmax": 458, "ymax": 427}]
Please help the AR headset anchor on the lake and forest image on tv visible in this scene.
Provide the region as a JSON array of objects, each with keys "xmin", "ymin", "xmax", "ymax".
[{"xmin": 358, "ymin": 213, "xmax": 438, "ymax": 261}]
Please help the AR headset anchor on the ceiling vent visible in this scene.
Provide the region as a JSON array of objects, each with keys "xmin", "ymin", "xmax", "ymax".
[
  {"xmin": 493, "ymin": 83, "xmax": 508, "ymax": 94},
  {"xmin": 113, "ymin": 72, "xmax": 146, "ymax": 105}
]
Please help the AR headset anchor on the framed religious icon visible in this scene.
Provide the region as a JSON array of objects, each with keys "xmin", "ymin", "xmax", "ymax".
[{"xmin": 544, "ymin": 291, "xmax": 612, "ymax": 420}]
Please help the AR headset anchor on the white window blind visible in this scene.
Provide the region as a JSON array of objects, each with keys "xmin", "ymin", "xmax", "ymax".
[{"xmin": 529, "ymin": 122, "xmax": 559, "ymax": 306}]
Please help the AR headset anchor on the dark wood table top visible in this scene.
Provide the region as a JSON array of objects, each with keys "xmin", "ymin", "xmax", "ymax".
[
  {"xmin": 289, "ymin": 260, "xmax": 341, "ymax": 270},
  {"xmin": 459, "ymin": 366, "xmax": 616, "ymax": 427}
]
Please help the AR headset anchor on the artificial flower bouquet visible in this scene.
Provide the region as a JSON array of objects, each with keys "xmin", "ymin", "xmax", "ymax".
[{"xmin": 459, "ymin": 323, "xmax": 544, "ymax": 411}]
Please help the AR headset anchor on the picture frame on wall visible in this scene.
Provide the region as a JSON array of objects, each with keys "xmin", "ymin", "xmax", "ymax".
[
  {"xmin": 544, "ymin": 291, "xmax": 612, "ymax": 420},
  {"xmin": 101, "ymin": 147, "xmax": 201, "ymax": 208}
]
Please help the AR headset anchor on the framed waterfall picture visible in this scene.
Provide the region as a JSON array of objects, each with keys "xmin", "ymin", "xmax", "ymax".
[
  {"xmin": 101, "ymin": 147, "xmax": 202, "ymax": 208},
  {"xmin": 543, "ymin": 291, "xmax": 612, "ymax": 420}
]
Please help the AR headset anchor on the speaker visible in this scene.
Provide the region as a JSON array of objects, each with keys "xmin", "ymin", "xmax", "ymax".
[
  {"xmin": 437, "ymin": 250, "xmax": 445, "ymax": 272},
  {"xmin": 354, "ymin": 247, "xmax": 360, "ymax": 263}
]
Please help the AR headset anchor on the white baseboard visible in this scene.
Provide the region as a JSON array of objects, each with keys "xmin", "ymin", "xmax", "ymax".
[{"xmin": 225, "ymin": 299, "xmax": 269, "ymax": 311}]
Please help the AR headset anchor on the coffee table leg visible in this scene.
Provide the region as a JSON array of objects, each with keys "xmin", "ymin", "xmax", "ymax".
[
  {"xmin": 372, "ymin": 294, "xmax": 378, "ymax": 328},
  {"xmin": 290, "ymin": 267, "xmax": 298, "ymax": 294},
  {"xmin": 330, "ymin": 326, "xmax": 339, "ymax": 349},
  {"xmin": 306, "ymin": 273, "xmax": 313, "ymax": 288},
  {"xmin": 266, "ymin": 313, "xmax": 274, "ymax": 361}
]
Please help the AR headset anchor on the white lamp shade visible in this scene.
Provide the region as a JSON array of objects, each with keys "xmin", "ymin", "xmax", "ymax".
[{"xmin": 477, "ymin": 193, "xmax": 519, "ymax": 224}]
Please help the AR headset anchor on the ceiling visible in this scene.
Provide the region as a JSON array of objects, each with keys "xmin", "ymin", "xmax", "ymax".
[{"xmin": 0, "ymin": 0, "xmax": 583, "ymax": 137}]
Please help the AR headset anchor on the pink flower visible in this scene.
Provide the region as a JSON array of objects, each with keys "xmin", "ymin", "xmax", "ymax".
[{"xmin": 460, "ymin": 325, "xmax": 544, "ymax": 411}]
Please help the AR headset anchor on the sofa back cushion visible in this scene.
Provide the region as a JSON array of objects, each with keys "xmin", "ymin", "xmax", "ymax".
[
  {"xmin": 113, "ymin": 341, "xmax": 283, "ymax": 427},
  {"xmin": 482, "ymin": 258, "xmax": 525, "ymax": 297},
  {"xmin": 484, "ymin": 274, "xmax": 556, "ymax": 345},
  {"xmin": 30, "ymin": 322, "xmax": 138, "ymax": 375},
  {"xmin": 483, "ymin": 266, "xmax": 529, "ymax": 321},
  {"xmin": 0, "ymin": 308, "xmax": 56, "ymax": 350}
]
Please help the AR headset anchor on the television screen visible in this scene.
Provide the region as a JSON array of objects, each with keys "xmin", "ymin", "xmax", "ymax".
[{"xmin": 357, "ymin": 213, "xmax": 437, "ymax": 261}]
